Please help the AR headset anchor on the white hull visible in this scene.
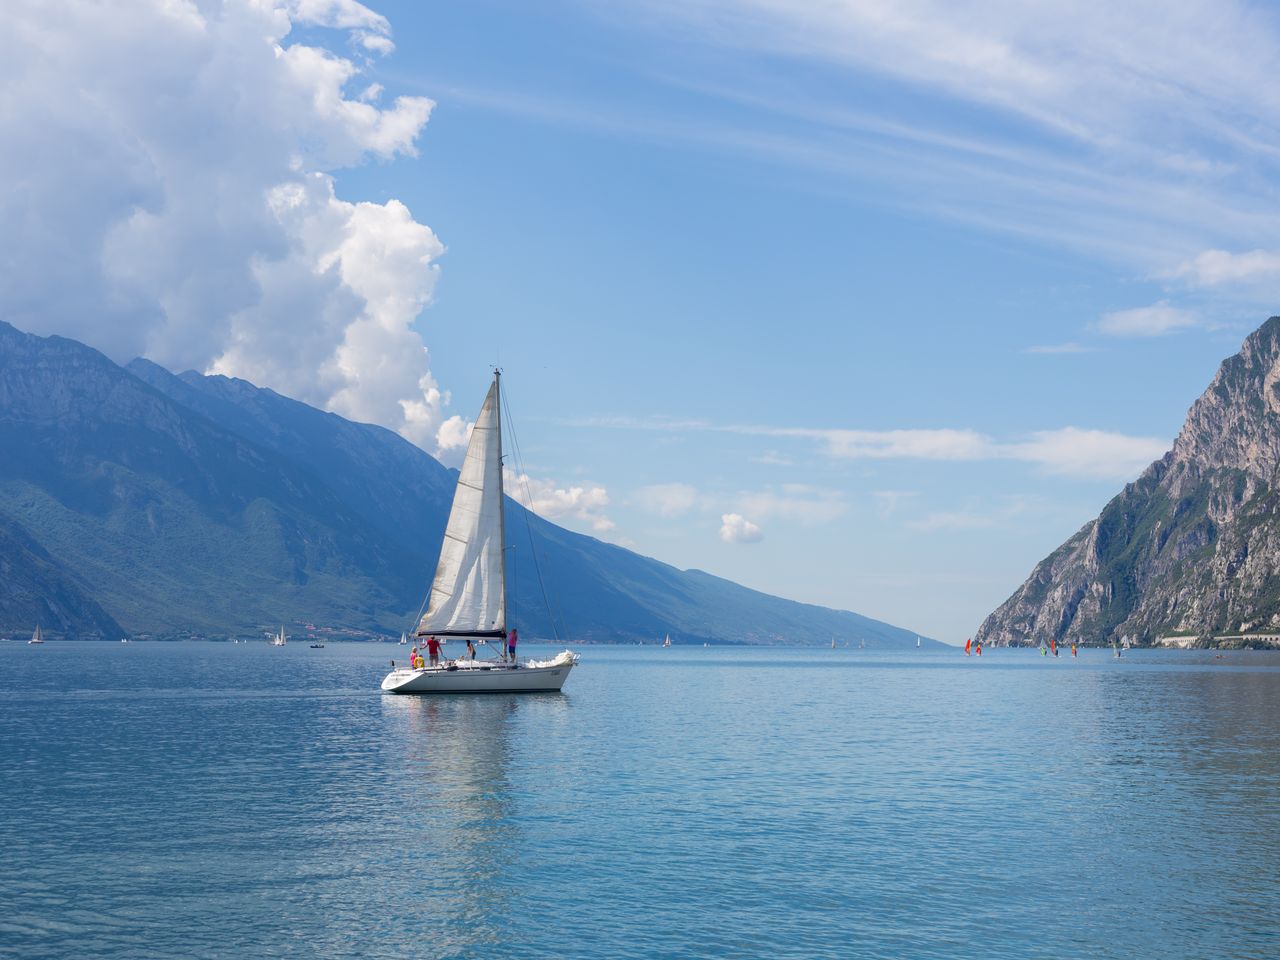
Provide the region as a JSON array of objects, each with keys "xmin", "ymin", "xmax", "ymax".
[{"xmin": 381, "ymin": 653, "xmax": 577, "ymax": 694}]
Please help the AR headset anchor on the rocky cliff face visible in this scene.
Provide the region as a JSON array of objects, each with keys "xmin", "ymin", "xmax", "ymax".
[{"xmin": 977, "ymin": 316, "xmax": 1280, "ymax": 646}]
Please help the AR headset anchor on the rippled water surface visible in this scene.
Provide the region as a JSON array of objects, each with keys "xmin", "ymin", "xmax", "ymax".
[{"xmin": 2, "ymin": 642, "xmax": 1279, "ymax": 959}]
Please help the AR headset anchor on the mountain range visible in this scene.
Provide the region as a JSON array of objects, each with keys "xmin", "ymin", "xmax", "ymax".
[
  {"xmin": 0, "ymin": 321, "xmax": 932, "ymax": 646},
  {"xmin": 978, "ymin": 315, "xmax": 1280, "ymax": 647}
]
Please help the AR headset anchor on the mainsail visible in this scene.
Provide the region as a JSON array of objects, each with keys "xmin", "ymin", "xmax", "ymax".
[{"xmin": 417, "ymin": 373, "xmax": 507, "ymax": 638}]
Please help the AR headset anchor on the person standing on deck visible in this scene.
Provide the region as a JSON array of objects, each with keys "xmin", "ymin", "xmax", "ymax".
[
  {"xmin": 466, "ymin": 637, "xmax": 476, "ymax": 660},
  {"xmin": 426, "ymin": 635, "xmax": 443, "ymax": 667},
  {"xmin": 507, "ymin": 628, "xmax": 518, "ymax": 664}
]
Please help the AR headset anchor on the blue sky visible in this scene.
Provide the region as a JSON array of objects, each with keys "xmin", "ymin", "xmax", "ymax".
[{"xmin": 8, "ymin": 0, "xmax": 1280, "ymax": 640}]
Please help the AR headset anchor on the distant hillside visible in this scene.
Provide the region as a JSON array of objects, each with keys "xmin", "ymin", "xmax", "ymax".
[
  {"xmin": 977, "ymin": 315, "xmax": 1280, "ymax": 646},
  {"xmin": 0, "ymin": 321, "xmax": 934, "ymax": 646}
]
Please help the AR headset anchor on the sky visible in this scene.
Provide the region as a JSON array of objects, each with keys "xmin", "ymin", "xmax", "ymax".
[{"xmin": 6, "ymin": 0, "xmax": 1280, "ymax": 641}]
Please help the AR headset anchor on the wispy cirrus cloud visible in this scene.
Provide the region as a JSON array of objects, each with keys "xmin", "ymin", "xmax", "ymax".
[
  {"xmin": 908, "ymin": 496, "xmax": 1039, "ymax": 532},
  {"xmin": 1022, "ymin": 342, "xmax": 1094, "ymax": 355},
  {"xmin": 1093, "ymin": 302, "xmax": 1198, "ymax": 338},
  {"xmin": 632, "ymin": 482, "xmax": 700, "ymax": 518},
  {"xmin": 568, "ymin": 416, "xmax": 1167, "ymax": 481},
  {"xmin": 1169, "ymin": 248, "xmax": 1280, "ymax": 287},
  {"xmin": 568, "ymin": 0, "xmax": 1280, "ymax": 278}
]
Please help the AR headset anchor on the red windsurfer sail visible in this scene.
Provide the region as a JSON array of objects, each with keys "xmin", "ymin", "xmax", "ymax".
[
  {"xmin": 1050, "ymin": 637, "xmax": 1057, "ymax": 656},
  {"xmin": 964, "ymin": 637, "xmax": 972, "ymax": 656}
]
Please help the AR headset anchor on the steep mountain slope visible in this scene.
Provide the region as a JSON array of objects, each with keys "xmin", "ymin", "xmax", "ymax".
[
  {"xmin": 0, "ymin": 513, "xmax": 123, "ymax": 639},
  {"xmin": 0, "ymin": 323, "xmax": 419, "ymax": 635},
  {"xmin": 977, "ymin": 316, "xmax": 1280, "ymax": 645},
  {"xmin": 1, "ymin": 321, "xmax": 932, "ymax": 645}
]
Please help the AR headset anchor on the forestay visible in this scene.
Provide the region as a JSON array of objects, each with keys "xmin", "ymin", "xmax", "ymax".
[{"xmin": 417, "ymin": 375, "xmax": 507, "ymax": 637}]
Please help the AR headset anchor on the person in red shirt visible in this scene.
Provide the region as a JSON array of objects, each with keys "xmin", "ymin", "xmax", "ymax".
[
  {"xmin": 507, "ymin": 627, "xmax": 518, "ymax": 664},
  {"xmin": 426, "ymin": 635, "xmax": 443, "ymax": 667}
]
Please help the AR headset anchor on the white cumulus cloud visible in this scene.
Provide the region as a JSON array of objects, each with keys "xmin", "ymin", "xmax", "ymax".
[
  {"xmin": 506, "ymin": 470, "xmax": 616, "ymax": 534},
  {"xmin": 0, "ymin": 0, "xmax": 465, "ymax": 458},
  {"xmin": 720, "ymin": 513, "xmax": 762, "ymax": 544}
]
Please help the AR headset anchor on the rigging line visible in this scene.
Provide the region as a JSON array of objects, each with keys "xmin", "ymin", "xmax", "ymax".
[
  {"xmin": 504, "ymin": 388, "xmax": 562, "ymax": 642},
  {"xmin": 501, "ymin": 380, "xmax": 564, "ymax": 643},
  {"xmin": 406, "ymin": 585, "xmax": 431, "ymax": 641}
]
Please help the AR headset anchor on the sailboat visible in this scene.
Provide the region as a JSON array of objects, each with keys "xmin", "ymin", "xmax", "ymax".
[
  {"xmin": 663, "ymin": 634, "xmax": 672, "ymax": 648},
  {"xmin": 916, "ymin": 635, "xmax": 921, "ymax": 649},
  {"xmin": 272, "ymin": 625, "xmax": 287, "ymax": 646},
  {"xmin": 831, "ymin": 637, "xmax": 836, "ymax": 650},
  {"xmin": 27, "ymin": 624, "xmax": 44, "ymax": 645},
  {"xmin": 399, "ymin": 632, "xmax": 408, "ymax": 645},
  {"xmin": 381, "ymin": 371, "xmax": 577, "ymax": 694}
]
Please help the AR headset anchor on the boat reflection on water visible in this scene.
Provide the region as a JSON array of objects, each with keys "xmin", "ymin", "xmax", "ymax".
[{"xmin": 378, "ymin": 690, "xmax": 571, "ymax": 950}]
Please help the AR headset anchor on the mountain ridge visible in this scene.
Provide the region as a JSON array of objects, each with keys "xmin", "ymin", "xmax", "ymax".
[{"xmin": 1, "ymin": 320, "xmax": 936, "ymax": 646}]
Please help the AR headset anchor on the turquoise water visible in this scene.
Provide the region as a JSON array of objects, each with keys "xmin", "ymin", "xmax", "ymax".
[{"xmin": 1, "ymin": 642, "xmax": 1278, "ymax": 959}]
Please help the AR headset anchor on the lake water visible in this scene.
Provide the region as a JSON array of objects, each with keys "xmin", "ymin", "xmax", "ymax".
[{"xmin": 1, "ymin": 641, "xmax": 1278, "ymax": 959}]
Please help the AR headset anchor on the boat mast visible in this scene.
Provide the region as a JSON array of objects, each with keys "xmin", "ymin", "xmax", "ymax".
[{"xmin": 495, "ymin": 368, "xmax": 508, "ymax": 637}]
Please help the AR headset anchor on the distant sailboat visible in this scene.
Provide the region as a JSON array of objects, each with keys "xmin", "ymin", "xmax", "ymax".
[
  {"xmin": 399, "ymin": 632, "xmax": 408, "ymax": 645},
  {"xmin": 831, "ymin": 637, "xmax": 837, "ymax": 650},
  {"xmin": 663, "ymin": 634, "xmax": 672, "ymax": 648},
  {"xmin": 272, "ymin": 625, "xmax": 287, "ymax": 646},
  {"xmin": 916, "ymin": 635, "xmax": 921, "ymax": 648},
  {"xmin": 28, "ymin": 624, "xmax": 44, "ymax": 645}
]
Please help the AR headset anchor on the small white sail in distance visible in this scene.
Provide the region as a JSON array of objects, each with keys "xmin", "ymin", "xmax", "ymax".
[{"xmin": 417, "ymin": 375, "xmax": 507, "ymax": 639}]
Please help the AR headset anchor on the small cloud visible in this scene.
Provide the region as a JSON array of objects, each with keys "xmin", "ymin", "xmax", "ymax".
[
  {"xmin": 720, "ymin": 513, "xmax": 763, "ymax": 544},
  {"xmin": 1094, "ymin": 301, "xmax": 1197, "ymax": 338},
  {"xmin": 633, "ymin": 482, "xmax": 699, "ymax": 517},
  {"xmin": 1169, "ymin": 249, "xmax": 1280, "ymax": 287},
  {"xmin": 1022, "ymin": 342, "xmax": 1093, "ymax": 354},
  {"xmin": 358, "ymin": 32, "xmax": 395, "ymax": 55},
  {"xmin": 357, "ymin": 82, "xmax": 384, "ymax": 103}
]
